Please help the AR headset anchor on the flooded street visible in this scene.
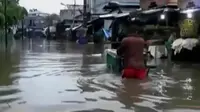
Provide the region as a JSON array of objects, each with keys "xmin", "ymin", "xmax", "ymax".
[{"xmin": 1, "ymin": 39, "xmax": 200, "ymax": 112}]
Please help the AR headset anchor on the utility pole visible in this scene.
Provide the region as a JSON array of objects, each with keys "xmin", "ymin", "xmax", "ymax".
[
  {"xmin": 47, "ymin": 15, "xmax": 50, "ymax": 39},
  {"xmin": 83, "ymin": 0, "xmax": 87, "ymax": 27},
  {"xmin": 71, "ymin": 0, "xmax": 76, "ymax": 28},
  {"xmin": 4, "ymin": 0, "xmax": 7, "ymax": 48},
  {"xmin": 21, "ymin": 19, "xmax": 24, "ymax": 40}
]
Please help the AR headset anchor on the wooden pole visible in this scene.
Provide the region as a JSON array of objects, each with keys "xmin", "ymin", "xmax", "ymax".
[
  {"xmin": 21, "ymin": 19, "xmax": 24, "ymax": 40},
  {"xmin": 83, "ymin": 0, "xmax": 87, "ymax": 27},
  {"xmin": 47, "ymin": 15, "xmax": 50, "ymax": 39}
]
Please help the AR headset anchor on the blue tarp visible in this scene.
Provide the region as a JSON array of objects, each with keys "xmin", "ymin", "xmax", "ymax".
[{"xmin": 103, "ymin": 29, "xmax": 111, "ymax": 39}]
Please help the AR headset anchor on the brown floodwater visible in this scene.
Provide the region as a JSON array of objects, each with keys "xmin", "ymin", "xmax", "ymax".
[{"xmin": 0, "ymin": 39, "xmax": 200, "ymax": 112}]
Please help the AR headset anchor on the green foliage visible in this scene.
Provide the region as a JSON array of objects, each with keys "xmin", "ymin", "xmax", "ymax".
[
  {"xmin": 0, "ymin": 0, "xmax": 27, "ymax": 27},
  {"xmin": 0, "ymin": 13, "xmax": 5, "ymax": 27}
]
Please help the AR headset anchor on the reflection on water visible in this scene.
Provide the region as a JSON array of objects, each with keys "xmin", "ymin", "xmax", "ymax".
[{"xmin": 0, "ymin": 39, "xmax": 200, "ymax": 112}]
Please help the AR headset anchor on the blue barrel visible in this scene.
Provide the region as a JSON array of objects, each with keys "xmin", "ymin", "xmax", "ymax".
[{"xmin": 78, "ymin": 37, "xmax": 88, "ymax": 45}]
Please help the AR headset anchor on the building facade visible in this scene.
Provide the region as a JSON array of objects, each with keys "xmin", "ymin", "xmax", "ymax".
[
  {"xmin": 86, "ymin": 0, "xmax": 200, "ymax": 14},
  {"xmin": 22, "ymin": 9, "xmax": 49, "ymax": 29},
  {"xmin": 86, "ymin": 0, "xmax": 140, "ymax": 14},
  {"xmin": 140, "ymin": 0, "xmax": 200, "ymax": 9},
  {"xmin": 178, "ymin": 0, "xmax": 199, "ymax": 9},
  {"xmin": 140, "ymin": 0, "xmax": 178, "ymax": 9},
  {"xmin": 59, "ymin": 4, "xmax": 83, "ymax": 27}
]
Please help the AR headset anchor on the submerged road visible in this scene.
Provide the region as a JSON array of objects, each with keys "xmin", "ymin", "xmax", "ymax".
[{"xmin": 0, "ymin": 39, "xmax": 200, "ymax": 112}]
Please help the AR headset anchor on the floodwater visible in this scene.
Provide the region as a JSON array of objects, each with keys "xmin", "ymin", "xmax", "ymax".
[{"xmin": 1, "ymin": 39, "xmax": 200, "ymax": 112}]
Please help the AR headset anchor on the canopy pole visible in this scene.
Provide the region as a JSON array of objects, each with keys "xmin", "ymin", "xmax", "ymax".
[
  {"xmin": 83, "ymin": 0, "xmax": 87, "ymax": 27},
  {"xmin": 4, "ymin": 0, "xmax": 8, "ymax": 48}
]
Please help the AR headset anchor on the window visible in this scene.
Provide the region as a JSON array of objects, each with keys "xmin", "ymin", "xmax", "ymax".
[
  {"xmin": 29, "ymin": 20, "xmax": 32, "ymax": 26},
  {"xmin": 32, "ymin": 14, "xmax": 36, "ymax": 16}
]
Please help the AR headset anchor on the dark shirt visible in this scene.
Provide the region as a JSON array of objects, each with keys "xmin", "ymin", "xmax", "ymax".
[{"xmin": 117, "ymin": 36, "xmax": 146, "ymax": 69}]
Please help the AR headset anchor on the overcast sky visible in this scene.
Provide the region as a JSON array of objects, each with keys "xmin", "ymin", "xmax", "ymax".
[{"xmin": 19, "ymin": 0, "xmax": 83, "ymax": 14}]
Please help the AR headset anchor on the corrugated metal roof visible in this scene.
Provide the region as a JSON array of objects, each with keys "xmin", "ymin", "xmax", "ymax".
[{"xmin": 181, "ymin": 7, "xmax": 200, "ymax": 13}]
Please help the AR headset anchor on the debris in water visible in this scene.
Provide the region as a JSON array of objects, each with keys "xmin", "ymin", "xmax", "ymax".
[
  {"xmin": 65, "ymin": 89, "xmax": 79, "ymax": 92},
  {"xmin": 85, "ymin": 98, "xmax": 98, "ymax": 102},
  {"xmin": 18, "ymin": 101, "xmax": 27, "ymax": 104},
  {"xmin": 186, "ymin": 78, "xmax": 192, "ymax": 83}
]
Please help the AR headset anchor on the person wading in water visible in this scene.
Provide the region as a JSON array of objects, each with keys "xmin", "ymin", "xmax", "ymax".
[{"xmin": 117, "ymin": 26, "xmax": 151, "ymax": 80}]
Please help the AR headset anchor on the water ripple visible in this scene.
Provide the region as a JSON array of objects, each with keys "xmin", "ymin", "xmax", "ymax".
[{"xmin": 1, "ymin": 40, "xmax": 200, "ymax": 112}]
